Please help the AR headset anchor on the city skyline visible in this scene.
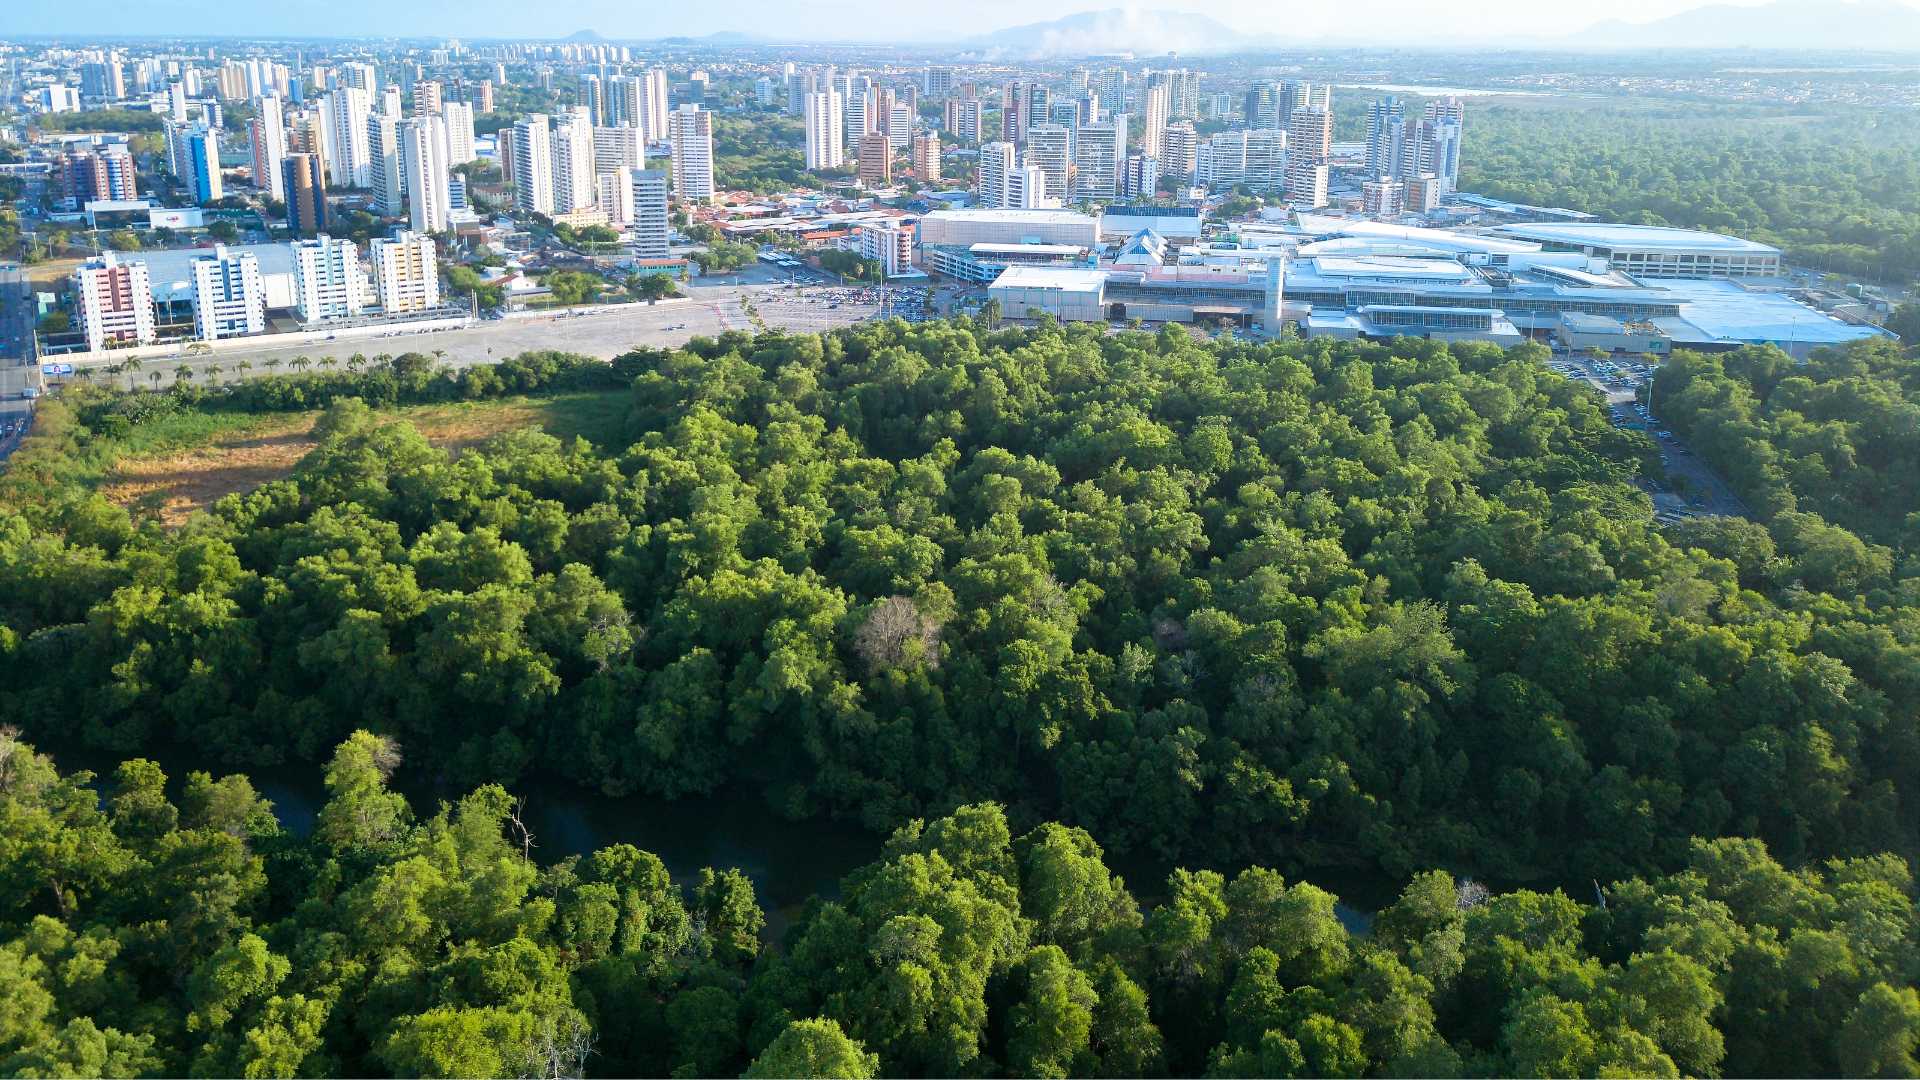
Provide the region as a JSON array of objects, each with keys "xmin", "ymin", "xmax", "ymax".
[{"xmin": 8, "ymin": 0, "xmax": 1920, "ymax": 47}]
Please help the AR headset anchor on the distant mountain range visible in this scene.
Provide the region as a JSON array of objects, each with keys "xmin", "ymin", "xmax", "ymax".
[
  {"xmin": 960, "ymin": 8, "xmax": 1271, "ymax": 59},
  {"xmin": 1576, "ymin": 0, "xmax": 1920, "ymax": 51}
]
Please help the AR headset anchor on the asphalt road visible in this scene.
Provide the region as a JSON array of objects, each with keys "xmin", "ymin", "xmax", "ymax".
[
  {"xmin": 0, "ymin": 265, "xmax": 38, "ymax": 457},
  {"xmin": 1551, "ymin": 350, "xmax": 1751, "ymax": 520}
]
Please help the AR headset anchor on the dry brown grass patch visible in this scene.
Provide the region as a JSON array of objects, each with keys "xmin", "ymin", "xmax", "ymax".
[{"xmin": 100, "ymin": 400, "xmax": 569, "ymax": 527}]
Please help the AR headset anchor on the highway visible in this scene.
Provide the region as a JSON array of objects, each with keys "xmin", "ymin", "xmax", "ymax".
[{"xmin": 0, "ymin": 265, "xmax": 38, "ymax": 459}]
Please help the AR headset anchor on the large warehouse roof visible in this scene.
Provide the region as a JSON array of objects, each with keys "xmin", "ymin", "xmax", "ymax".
[
  {"xmin": 1489, "ymin": 222, "xmax": 1780, "ymax": 255},
  {"xmin": 922, "ymin": 208, "xmax": 1099, "ymax": 228}
]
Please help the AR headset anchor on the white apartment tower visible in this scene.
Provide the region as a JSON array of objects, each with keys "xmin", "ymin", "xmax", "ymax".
[
  {"xmin": 512, "ymin": 114, "xmax": 554, "ymax": 214},
  {"xmin": 190, "ymin": 245, "xmax": 266, "ymax": 340},
  {"xmin": 291, "ymin": 235, "xmax": 367, "ymax": 322},
  {"xmin": 1141, "ymin": 82, "xmax": 1170, "ymax": 159},
  {"xmin": 1024, "ymin": 125, "xmax": 1072, "ymax": 202},
  {"xmin": 325, "ymin": 85, "xmax": 372, "ymax": 187},
  {"xmin": 366, "ymin": 111, "xmax": 404, "ymax": 216},
  {"xmin": 1160, "ymin": 122, "xmax": 1198, "ymax": 184},
  {"xmin": 403, "ymin": 114, "xmax": 452, "ymax": 233},
  {"xmin": 669, "ymin": 104, "xmax": 715, "ymax": 204},
  {"xmin": 593, "ymin": 126, "xmax": 644, "ymax": 173},
  {"xmin": 250, "ymin": 93, "xmax": 287, "ymax": 201},
  {"xmin": 551, "ymin": 109, "xmax": 597, "ymax": 213},
  {"xmin": 597, "ymin": 169, "xmax": 633, "ymax": 227},
  {"xmin": 979, "ymin": 141, "xmax": 1015, "ymax": 209},
  {"xmin": 370, "ymin": 231, "xmax": 440, "ymax": 313},
  {"xmin": 442, "ymin": 101, "xmax": 476, "ymax": 165},
  {"xmin": 643, "ymin": 68, "xmax": 669, "ymax": 143},
  {"xmin": 804, "ymin": 90, "xmax": 844, "ymax": 170},
  {"xmin": 1005, "ymin": 163, "xmax": 1057, "ymax": 209},
  {"xmin": 628, "ymin": 168, "xmax": 671, "ymax": 258},
  {"xmin": 1073, "ymin": 119, "xmax": 1125, "ymax": 201}
]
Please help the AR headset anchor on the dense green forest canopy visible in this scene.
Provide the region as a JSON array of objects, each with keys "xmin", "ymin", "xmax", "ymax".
[
  {"xmin": 714, "ymin": 114, "xmax": 809, "ymax": 194},
  {"xmin": 3, "ymin": 321, "xmax": 1918, "ymax": 900},
  {"xmin": 1461, "ymin": 103, "xmax": 1920, "ymax": 282},
  {"xmin": 1, "ymin": 736, "xmax": 1915, "ymax": 1078}
]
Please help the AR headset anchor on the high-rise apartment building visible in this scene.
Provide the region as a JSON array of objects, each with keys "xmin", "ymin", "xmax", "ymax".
[
  {"xmin": 1287, "ymin": 106, "xmax": 1332, "ymax": 204},
  {"xmin": 858, "ymin": 132, "xmax": 892, "ymax": 187},
  {"xmin": 1005, "ymin": 163, "xmax": 1056, "ymax": 209},
  {"xmin": 804, "ymin": 89, "xmax": 844, "ymax": 170},
  {"xmin": 190, "ymin": 245, "xmax": 266, "ymax": 340},
  {"xmin": 923, "ymin": 68, "xmax": 954, "ymax": 98},
  {"xmin": 576, "ymin": 74, "xmax": 603, "ymax": 125},
  {"xmin": 1122, "ymin": 153, "xmax": 1159, "ymax": 199},
  {"xmin": 71, "ymin": 253, "xmax": 157, "ymax": 350},
  {"xmin": 366, "ymin": 111, "xmax": 404, "ymax": 216},
  {"xmin": 1141, "ymin": 82, "xmax": 1170, "ymax": 159},
  {"xmin": 321, "ymin": 86, "xmax": 372, "ymax": 187},
  {"xmin": 944, "ymin": 97, "xmax": 982, "ymax": 143},
  {"xmin": 185, "ymin": 125, "xmax": 223, "ymax": 204},
  {"xmin": 911, "ymin": 133, "xmax": 941, "ymax": 183},
  {"xmin": 628, "ymin": 168, "xmax": 671, "ymax": 258},
  {"xmin": 668, "ymin": 104, "xmax": 714, "ymax": 204},
  {"xmin": 1364, "ymin": 97, "xmax": 1406, "ymax": 180},
  {"xmin": 888, "ymin": 103, "xmax": 912, "ymax": 150},
  {"xmin": 412, "ymin": 79, "xmax": 443, "ymax": 116},
  {"xmin": 58, "ymin": 148, "xmax": 137, "ymax": 209},
  {"xmin": 369, "ymin": 231, "xmax": 440, "ymax": 313},
  {"xmin": 250, "ymin": 94, "xmax": 286, "ymax": 201},
  {"xmin": 1072, "ymin": 119, "xmax": 1124, "ymax": 201},
  {"xmin": 283, "ymin": 153, "xmax": 329, "ymax": 235},
  {"xmin": 1245, "ymin": 129, "xmax": 1287, "ymax": 193},
  {"xmin": 512, "ymin": 114, "xmax": 554, "ymax": 214},
  {"xmin": 593, "ymin": 125, "xmax": 645, "ymax": 173},
  {"xmin": 551, "ymin": 109, "xmax": 597, "ymax": 213},
  {"xmin": 1160, "ymin": 123, "xmax": 1198, "ymax": 184},
  {"xmin": 403, "ymin": 114, "xmax": 452, "ymax": 232},
  {"xmin": 443, "ymin": 101, "xmax": 476, "ymax": 165},
  {"xmin": 979, "ymin": 141, "xmax": 1015, "ymax": 208},
  {"xmin": 597, "ymin": 168, "xmax": 633, "ymax": 227},
  {"xmin": 1362, "ymin": 179, "xmax": 1405, "ymax": 217},
  {"xmin": 1025, "ymin": 125, "xmax": 1072, "ymax": 202},
  {"xmin": 291, "ymin": 235, "xmax": 367, "ymax": 323},
  {"xmin": 643, "ymin": 68, "xmax": 669, "ymax": 142}
]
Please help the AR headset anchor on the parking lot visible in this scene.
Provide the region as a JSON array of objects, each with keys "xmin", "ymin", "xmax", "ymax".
[{"xmin": 1545, "ymin": 348, "xmax": 1751, "ymax": 521}]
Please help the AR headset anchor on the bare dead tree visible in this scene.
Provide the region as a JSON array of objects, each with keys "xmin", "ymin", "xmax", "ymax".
[
  {"xmin": 517, "ymin": 1011, "xmax": 597, "ymax": 1080},
  {"xmin": 506, "ymin": 797, "xmax": 537, "ymax": 863},
  {"xmin": 1456, "ymin": 877, "xmax": 1492, "ymax": 911},
  {"xmin": 852, "ymin": 596, "xmax": 944, "ymax": 675},
  {"xmin": 368, "ymin": 734, "xmax": 403, "ymax": 781}
]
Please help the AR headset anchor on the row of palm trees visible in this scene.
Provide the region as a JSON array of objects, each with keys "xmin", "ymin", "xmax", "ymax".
[{"xmin": 90, "ymin": 351, "xmax": 416, "ymax": 393}]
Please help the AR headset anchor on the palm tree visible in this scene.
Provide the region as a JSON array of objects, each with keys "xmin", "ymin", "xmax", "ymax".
[
  {"xmin": 348, "ymin": 352, "xmax": 367, "ymax": 373},
  {"xmin": 432, "ymin": 349, "xmax": 447, "ymax": 367},
  {"xmin": 122, "ymin": 357, "xmax": 143, "ymax": 392},
  {"xmin": 205, "ymin": 364, "xmax": 223, "ymax": 385},
  {"xmin": 263, "ymin": 357, "xmax": 283, "ymax": 375},
  {"xmin": 173, "ymin": 364, "xmax": 193, "ymax": 384},
  {"xmin": 75, "ymin": 367, "xmax": 95, "ymax": 385},
  {"xmin": 148, "ymin": 371, "xmax": 162, "ymax": 390},
  {"xmin": 318, "ymin": 356, "xmax": 337, "ymax": 371},
  {"xmin": 236, "ymin": 360, "xmax": 253, "ymax": 380},
  {"xmin": 290, "ymin": 355, "xmax": 312, "ymax": 374}
]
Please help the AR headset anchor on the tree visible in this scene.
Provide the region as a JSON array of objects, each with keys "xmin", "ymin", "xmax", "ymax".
[{"xmin": 744, "ymin": 1019, "xmax": 879, "ymax": 1080}]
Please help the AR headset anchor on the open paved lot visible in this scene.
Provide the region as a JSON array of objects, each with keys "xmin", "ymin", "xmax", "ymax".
[{"xmin": 42, "ymin": 279, "xmax": 905, "ymax": 393}]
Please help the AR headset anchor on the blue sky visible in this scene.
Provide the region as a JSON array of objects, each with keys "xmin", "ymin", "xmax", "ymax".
[{"xmin": 5, "ymin": 0, "xmax": 1909, "ymax": 43}]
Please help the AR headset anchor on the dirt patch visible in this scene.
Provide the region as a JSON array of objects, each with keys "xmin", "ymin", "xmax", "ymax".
[{"xmin": 99, "ymin": 401, "xmax": 570, "ymax": 527}]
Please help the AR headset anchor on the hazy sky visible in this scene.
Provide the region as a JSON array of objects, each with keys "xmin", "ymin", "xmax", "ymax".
[{"xmin": 6, "ymin": 0, "xmax": 1914, "ymax": 42}]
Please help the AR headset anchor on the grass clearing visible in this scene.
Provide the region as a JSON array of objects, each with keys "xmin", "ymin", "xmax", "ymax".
[{"xmin": 96, "ymin": 390, "xmax": 631, "ymax": 527}]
